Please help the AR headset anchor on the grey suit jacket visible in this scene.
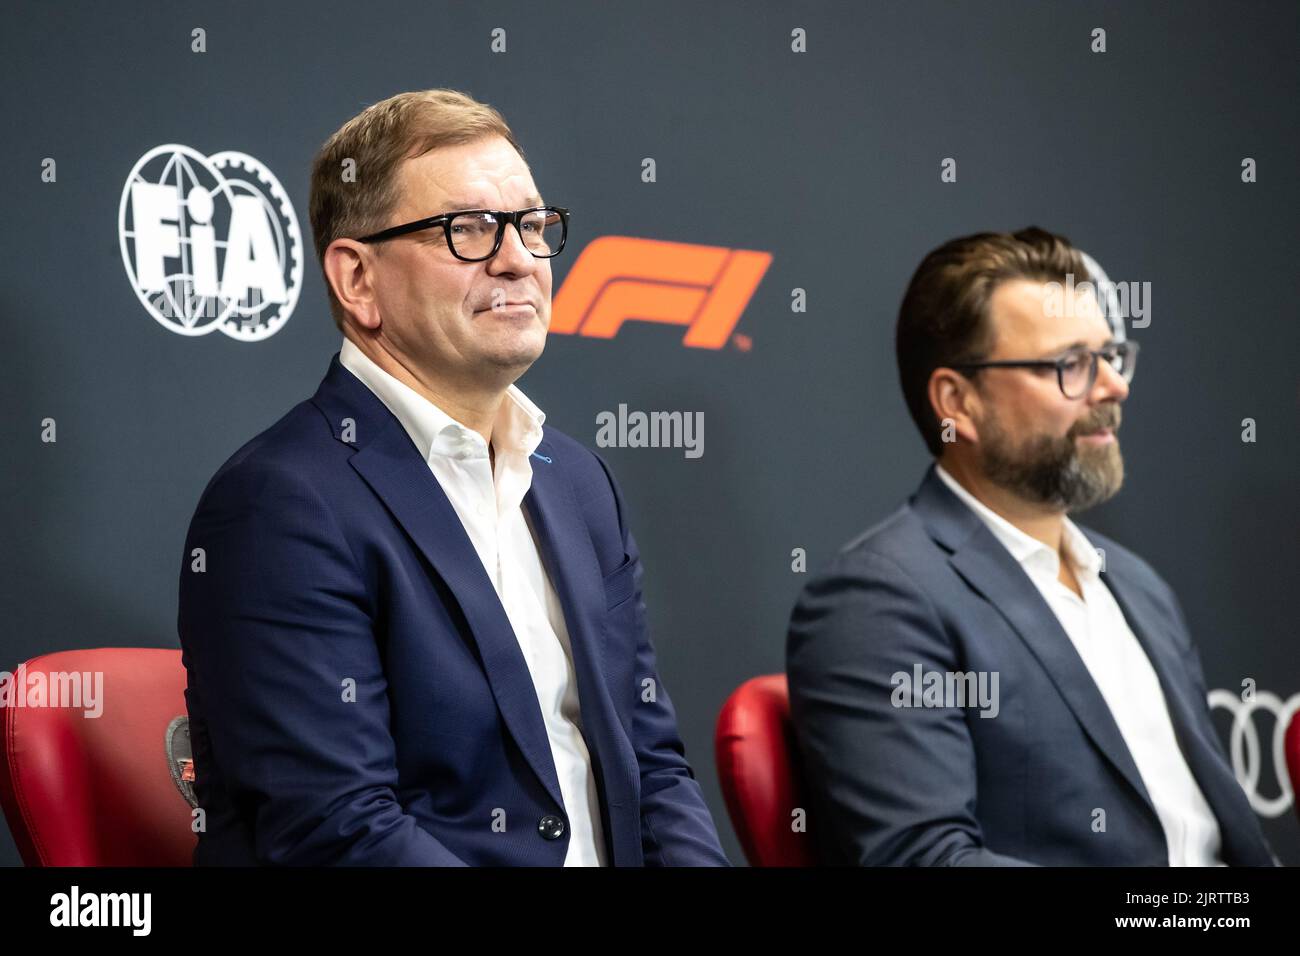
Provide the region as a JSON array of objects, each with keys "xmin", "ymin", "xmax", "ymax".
[{"xmin": 786, "ymin": 463, "xmax": 1277, "ymax": 866}]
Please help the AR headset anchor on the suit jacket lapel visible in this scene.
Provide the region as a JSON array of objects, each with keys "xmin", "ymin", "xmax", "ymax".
[
  {"xmin": 1096, "ymin": 566, "xmax": 1272, "ymax": 865},
  {"xmin": 310, "ymin": 352, "xmax": 565, "ymax": 811},
  {"xmin": 524, "ymin": 439, "xmax": 641, "ymax": 860},
  {"xmin": 911, "ymin": 466, "xmax": 1159, "ymax": 818}
]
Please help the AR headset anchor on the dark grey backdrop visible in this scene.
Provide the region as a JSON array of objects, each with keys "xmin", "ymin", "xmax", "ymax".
[{"xmin": 2, "ymin": 0, "xmax": 1296, "ymax": 867}]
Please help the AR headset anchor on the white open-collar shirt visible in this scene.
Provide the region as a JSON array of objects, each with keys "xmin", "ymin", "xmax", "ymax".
[
  {"xmin": 340, "ymin": 336, "xmax": 607, "ymax": 866},
  {"xmin": 934, "ymin": 463, "xmax": 1223, "ymax": 866}
]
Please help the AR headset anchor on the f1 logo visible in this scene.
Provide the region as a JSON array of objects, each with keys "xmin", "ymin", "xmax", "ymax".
[{"xmin": 551, "ymin": 236, "xmax": 771, "ymax": 349}]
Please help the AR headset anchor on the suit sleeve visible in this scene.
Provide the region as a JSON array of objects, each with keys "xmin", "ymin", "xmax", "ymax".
[
  {"xmin": 592, "ymin": 453, "xmax": 731, "ymax": 866},
  {"xmin": 1150, "ymin": 570, "xmax": 1283, "ymax": 866},
  {"xmin": 178, "ymin": 462, "xmax": 467, "ymax": 866},
  {"xmin": 786, "ymin": 549, "xmax": 1036, "ymax": 866}
]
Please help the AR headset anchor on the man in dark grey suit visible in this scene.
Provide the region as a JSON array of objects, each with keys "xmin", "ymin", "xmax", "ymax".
[{"xmin": 786, "ymin": 227, "xmax": 1276, "ymax": 866}]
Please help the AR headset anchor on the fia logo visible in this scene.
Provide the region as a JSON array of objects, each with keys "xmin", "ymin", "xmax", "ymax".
[{"xmin": 119, "ymin": 144, "xmax": 302, "ymax": 341}]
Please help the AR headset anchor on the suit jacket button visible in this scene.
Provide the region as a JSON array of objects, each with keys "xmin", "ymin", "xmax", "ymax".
[{"xmin": 538, "ymin": 814, "xmax": 566, "ymax": 840}]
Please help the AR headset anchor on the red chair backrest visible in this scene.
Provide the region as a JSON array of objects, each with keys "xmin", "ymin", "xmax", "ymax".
[
  {"xmin": 0, "ymin": 648, "xmax": 197, "ymax": 866},
  {"xmin": 715, "ymin": 674, "xmax": 817, "ymax": 866},
  {"xmin": 1287, "ymin": 708, "xmax": 1300, "ymax": 825}
]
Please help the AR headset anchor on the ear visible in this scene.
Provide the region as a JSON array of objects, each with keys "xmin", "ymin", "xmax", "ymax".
[
  {"xmin": 928, "ymin": 367, "xmax": 982, "ymax": 449},
  {"xmin": 324, "ymin": 238, "xmax": 382, "ymax": 331}
]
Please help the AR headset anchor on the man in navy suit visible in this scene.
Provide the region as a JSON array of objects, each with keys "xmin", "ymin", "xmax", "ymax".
[
  {"xmin": 177, "ymin": 89, "xmax": 728, "ymax": 866},
  {"xmin": 787, "ymin": 227, "xmax": 1276, "ymax": 866}
]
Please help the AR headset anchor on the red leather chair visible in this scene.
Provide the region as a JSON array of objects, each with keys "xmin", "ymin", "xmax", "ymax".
[
  {"xmin": 0, "ymin": 648, "xmax": 197, "ymax": 865},
  {"xmin": 715, "ymin": 674, "xmax": 818, "ymax": 866},
  {"xmin": 1287, "ymin": 709, "xmax": 1300, "ymax": 825}
]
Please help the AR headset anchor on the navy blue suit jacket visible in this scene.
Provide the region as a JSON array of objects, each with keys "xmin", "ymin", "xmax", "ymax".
[
  {"xmin": 178, "ymin": 351, "xmax": 729, "ymax": 866},
  {"xmin": 786, "ymin": 464, "xmax": 1277, "ymax": 866}
]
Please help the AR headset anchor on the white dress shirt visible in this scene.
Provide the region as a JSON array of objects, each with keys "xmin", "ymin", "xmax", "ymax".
[
  {"xmin": 934, "ymin": 463, "xmax": 1224, "ymax": 866},
  {"xmin": 339, "ymin": 337, "xmax": 607, "ymax": 866}
]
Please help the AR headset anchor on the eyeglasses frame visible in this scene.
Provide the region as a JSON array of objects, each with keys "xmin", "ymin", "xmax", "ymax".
[
  {"xmin": 356, "ymin": 205, "xmax": 571, "ymax": 262},
  {"xmin": 948, "ymin": 340, "xmax": 1140, "ymax": 399}
]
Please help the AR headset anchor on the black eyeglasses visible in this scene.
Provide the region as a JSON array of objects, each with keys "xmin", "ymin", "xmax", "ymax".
[
  {"xmin": 356, "ymin": 205, "xmax": 570, "ymax": 262},
  {"xmin": 950, "ymin": 340, "xmax": 1140, "ymax": 399}
]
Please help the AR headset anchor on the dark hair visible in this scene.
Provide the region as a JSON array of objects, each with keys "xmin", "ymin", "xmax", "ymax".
[{"xmin": 895, "ymin": 226, "xmax": 1090, "ymax": 456}]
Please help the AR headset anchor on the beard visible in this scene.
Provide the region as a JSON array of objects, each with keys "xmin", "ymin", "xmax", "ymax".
[{"xmin": 979, "ymin": 402, "xmax": 1125, "ymax": 513}]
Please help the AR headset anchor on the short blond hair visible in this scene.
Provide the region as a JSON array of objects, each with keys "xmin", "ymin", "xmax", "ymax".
[{"xmin": 308, "ymin": 89, "xmax": 526, "ymax": 331}]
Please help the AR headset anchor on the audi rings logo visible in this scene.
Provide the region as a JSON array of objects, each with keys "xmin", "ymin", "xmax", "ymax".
[
  {"xmin": 119, "ymin": 144, "xmax": 303, "ymax": 341},
  {"xmin": 1208, "ymin": 688, "xmax": 1300, "ymax": 818}
]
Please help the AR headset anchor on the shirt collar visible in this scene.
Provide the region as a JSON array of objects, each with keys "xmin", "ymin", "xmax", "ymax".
[
  {"xmin": 338, "ymin": 336, "xmax": 545, "ymax": 464},
  {"xmin": 933, "ymin": 462, "xmax": 1100, "ymax": 581}
]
